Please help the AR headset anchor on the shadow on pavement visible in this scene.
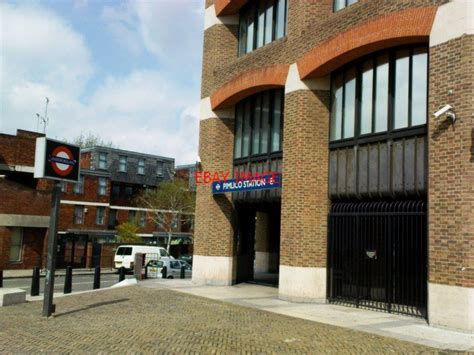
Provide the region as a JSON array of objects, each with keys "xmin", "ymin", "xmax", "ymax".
[{"xmin": 54, "ymin": 298, "xmax": 129, "ymax": 318}]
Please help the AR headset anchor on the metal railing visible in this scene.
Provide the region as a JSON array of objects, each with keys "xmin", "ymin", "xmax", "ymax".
[{"xmin": 328, "ymin": 200, "xmax": 427, "ymax": 318}]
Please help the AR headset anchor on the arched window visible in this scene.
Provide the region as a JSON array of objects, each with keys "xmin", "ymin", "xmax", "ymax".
[
  {"xmin": 330, "ymin": 45, "xmax": 428, "ymax": 145},
  {"xmin": 234, "ymin": 90, "xmax": 284, "ymax": 160}
]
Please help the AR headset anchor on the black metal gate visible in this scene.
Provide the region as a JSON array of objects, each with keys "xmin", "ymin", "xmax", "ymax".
[{"xmin": 328, "ymin": 200, "xmax": 427, "ymax": 318}]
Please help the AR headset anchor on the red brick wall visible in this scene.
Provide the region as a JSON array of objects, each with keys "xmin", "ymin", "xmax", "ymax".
[
  {"xmin": 428, "ymin": 35, "xmax": 474, "ymax": 288},
  {"xmin": 0, "ymin": 227, "xmax": 47, "ymax": 269},
  {"xmin": 80, "ymin": 152, "xmax": 92, "ymax": 170},
  {"xmin": 0, "ymin": 130, "xmax": 43, "ymax": 167},
  {"xmin": 0, "ymin": 179, "xmax": 51, "ymax": 216}
]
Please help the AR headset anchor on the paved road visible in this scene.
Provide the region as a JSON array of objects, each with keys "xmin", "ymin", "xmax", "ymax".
[
  {"xmin": 3, "ymin": 273, "xmax": 134, "ymax": 294},
  {"xmin": 0, "ymin": 285, "xmax": 442, "ymax": 353}
]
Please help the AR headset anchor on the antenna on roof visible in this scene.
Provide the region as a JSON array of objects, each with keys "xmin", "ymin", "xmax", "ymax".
[{"xmin": 36, "ymin": 97, "xmax": 50, "ymax": 134}]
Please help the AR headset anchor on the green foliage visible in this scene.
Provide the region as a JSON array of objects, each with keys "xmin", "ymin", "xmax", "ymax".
[
  {"xmin": 116, "ymin": 222, "xmax": 141, "ymax": 243},
  {"xmin": 135, "ymin": 179, "xmax": 195, "ymax": 232}
]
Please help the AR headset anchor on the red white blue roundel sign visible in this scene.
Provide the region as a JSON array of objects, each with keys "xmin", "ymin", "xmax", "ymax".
[
  {"xmin": 50, "ymin": 145, "xmax": 76, "ymax": 176},
  {"xmin": 34, "ymin": 138, "xmax": 80, "ymax": 182}
]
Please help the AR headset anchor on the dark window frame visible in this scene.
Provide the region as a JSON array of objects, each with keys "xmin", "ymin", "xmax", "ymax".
[
  {"xmin": 237, "ymin": 0, "xmax": 288, "ymax": 57},
  {"xmin": 329, "ymin": 44, "xmax": 429, "ymax": 150},
  {"xmin": 333, "ymin": 0, "xmax": 358, "ymax": 12},
  {"xmin": 98, "ymin": 177, "xmax": 107, "ymax": 196},
  {"xmin": 234, "ymin": 89, "xmax": 284, "ymax": 164},
  {"xmin": 98, "ymin": 152, "xmax": 108, "ymax": 170},
  {"xmin": 137, "ymin": 158, "xmax": 146, "ymax": 175}
]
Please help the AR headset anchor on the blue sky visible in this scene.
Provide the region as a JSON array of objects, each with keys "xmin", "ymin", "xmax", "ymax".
[{"xmin": 0, "ymin": 0, "xmax": 204, "ymax": 164}]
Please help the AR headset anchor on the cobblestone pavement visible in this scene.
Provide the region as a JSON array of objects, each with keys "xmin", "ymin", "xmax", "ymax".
[{"xmin": 0, "ymin": 286, "xmax": 452, "ymax": 354}]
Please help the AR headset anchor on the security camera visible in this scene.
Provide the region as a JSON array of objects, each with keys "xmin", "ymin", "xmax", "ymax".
[
  {"xmin": 433, "ymin": 104, "xmax": 453, "ymax": 118},
  {"xmin": 196, "ymin": 155, "xmax": 201, "ymax": 163}
]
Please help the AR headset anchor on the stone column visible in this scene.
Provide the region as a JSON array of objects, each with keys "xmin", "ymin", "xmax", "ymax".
[
  {"xmin": 427, "ymin": 0, "xmax": 474, "ymax": 332},
  {"xmin": 279, "ymin": 64, "xmax": 330, "ymax": 302}
]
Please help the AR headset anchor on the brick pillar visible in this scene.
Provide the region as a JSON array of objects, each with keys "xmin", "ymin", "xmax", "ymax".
[
  {"xmin": 279, "ymin": 64, "xmax": 330, "ymax": 302},
  {"xmin": 193, "ymin": 114, "xmax": 236, "ymax": 285},
  {"xmin": 427, "ymin": 0, "xmax": 474, "ymax": 332},
  {"xmin": 193, "ymin": 3, "xmax": 239, "ymax": 285},
  {"xmin": 254, "ymin": 212, "xmax": 270, "ymax": 273}
]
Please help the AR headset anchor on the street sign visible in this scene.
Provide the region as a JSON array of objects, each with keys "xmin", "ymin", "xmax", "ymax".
[
  {"xmin": 34, "ymin": 138, "xmax": 80, "ymax": 182},
  {"xmin": 212, "ymin": 174, "xmax": 282, "ymax": 194},
  {"xmin": 33, "ymin": 137, "xmax": 80, "ymax": 317}
]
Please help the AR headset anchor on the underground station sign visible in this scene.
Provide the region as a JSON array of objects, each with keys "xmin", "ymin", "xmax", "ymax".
[
  {"xmin": 212, "ymin": 174, "xmax": 281, "ymax": 194},
  {"xmin": 34, "ymin": 138, "xmax": 80, "ymax": 182}
]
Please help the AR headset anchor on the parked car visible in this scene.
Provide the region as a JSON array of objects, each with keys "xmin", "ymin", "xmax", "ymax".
[
  {"xmin": 178, "ymin": 254, "xmax": 193, "ymax": 266},
  {"xmin": 146, "ymin": 259, "xmax": 192, "ymax": 279},
  {"xmin": 114, "ymin": 245, "xmax": 174, "ymax": 271}
]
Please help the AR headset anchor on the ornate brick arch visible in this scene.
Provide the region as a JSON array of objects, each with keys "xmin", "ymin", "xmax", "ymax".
[
  {"xmin": 210, "ymin": 64, "xmax": 290, "ymax": 109},
  {"xmin": 297, "ymin": 7, "xmax": 437, "ymax": 79}
]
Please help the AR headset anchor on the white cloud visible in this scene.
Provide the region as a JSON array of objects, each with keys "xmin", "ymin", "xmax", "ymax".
[
  {"xmin": 0, "ymin": 2, "xmax": 201, "ymax": 165},
  {"xmin": 0, "ymin": 2, "xmax": 93, "ymax": 96},
  {"xmin": 102, "ymin": 0, "xmax": 204, "ymax": 78}
]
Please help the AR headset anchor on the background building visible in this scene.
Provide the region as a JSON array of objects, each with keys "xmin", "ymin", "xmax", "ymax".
[
  {"xmin": 0, "ymin": 130, "xmax": 51, "ymax": 270},
  {"xmin": 194, "ymin": 0, "xmax": 473, "ymax": 332},
  {"xmin": 0, "ymin": 131, "xmax": 194, "ymax": 269}
]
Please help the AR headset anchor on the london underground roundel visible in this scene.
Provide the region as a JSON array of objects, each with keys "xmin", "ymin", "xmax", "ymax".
[
  {"xmin": 34, "ymin": 138, "xmax": 80, "ymax": 182},
  {"xmin": 50, "ymin": 146, "xmax": 76, "ymax": 177}
]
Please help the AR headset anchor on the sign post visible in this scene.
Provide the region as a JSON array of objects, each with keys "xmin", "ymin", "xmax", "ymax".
[
  {"xmin": 42, "ymin": 182, "xmax": 61, "ymax": 317},
  {"xmin": 34, "ymin": 138, "xmax": 80, "ymax": 317}
]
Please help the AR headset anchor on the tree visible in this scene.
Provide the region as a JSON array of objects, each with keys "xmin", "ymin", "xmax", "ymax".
[
  {"xmin": 116, "ymin": 222, "xmax": 141, "ymax": 243},
  {"xmin": 135, "ymin": 180, "xmax": 195, "ymax": 252},
  {"xmin": 68, "ymin": 131, "xmax": 118, "ymax": 149}
]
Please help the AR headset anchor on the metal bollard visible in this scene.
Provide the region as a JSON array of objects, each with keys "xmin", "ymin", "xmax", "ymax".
[
  {"xmin": 0, "ymin": 270, "xmax": 3, "ymax": 288},
  {"xmin": 119, "ymin": 267, "xmax": 125, "ymax": 282},
  {"xmin": 64, "ymin": 266, "xmax": 72, "ymax": 294},
  {"xmin": 161, "ymin": 266, "xmax": 167, "ymax": 279},
  {"xmin": 180, "ymin": 266, "xmax": 185, "ymax": 279},
  {"xmin": 93, "ymin": 266, "xmax": 100, "ymax": 289},
  {"xmin": 31, "ymin": 267, "xmax": 40, "ymax": 296}
]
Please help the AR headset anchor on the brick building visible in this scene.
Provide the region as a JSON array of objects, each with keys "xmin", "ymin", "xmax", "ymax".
[
  {"xmin": 56, "ymin": 146, "xmax": 195, "ymax": 267},
  {"xmin": 0, "ymin": 132, "xmax": 194, "ymax": 269},
  {"xmin": 0, "ymin": 130, "xmax": 51, "ymax": 270},
  {"xmin": 194, "ymin": 0, "xmax": 473, "ymax": 332}
]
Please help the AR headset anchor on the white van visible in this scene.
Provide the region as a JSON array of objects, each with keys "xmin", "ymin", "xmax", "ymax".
[{"xmin": 114, "ymin": 245, "xmax": 174, "ymax": 270}]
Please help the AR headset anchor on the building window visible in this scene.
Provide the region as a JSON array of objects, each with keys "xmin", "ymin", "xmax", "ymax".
[
  {"xmin": 74, "ymin": 206, "xmax": 84, "ymax": 224},
  {"xmin": 73, "ymin": 175, "xmax": 84, "ymax": 194},
  {"xmin": 98, "ymin": 152, "xmax": 108, "ymax": 169},
  {"xmin": 330, "ymin": 45, "xmax": 428, "ymax": 145},
  {"xmin": 60, "ymin": 181, "xmax": 67, "ymax": 193},
  {"xmin": 96, "ymin": 207, "xmax": 105, "ymax": 225},
  {"xmin": 9, "ymin": 228, "xmax": 23, "ymax": 262},
  {"xmin": 234, "ymin": 89, "xmax": 284, "ymax": 159},
  {"xmin": 128, "ymin": 210, "xmax": 137, "ymax": 223},
  {"xmin": 124, "ymin": 186, "xmax": 133, "ymax": 197},
  {"xmin": 156, "ymin": 161, "xmax": 164, "ymax": 176},
  {"xmin": 119, "ymin": 155, "xmax": 127, "ymax": 172},
  {"xmin": 139, "ymin": 212, "xmax": 146, "ymax": 227},
  {"xmin": 238, "ymin": 0, "xmax": 288, "ymax": 56},
  {"xmin": 108, "ymin": 209, "xmax": 117, "ymax": 228},
  {"xmin": 138, "ymin": 158, "xmax": 145, "ymax": 175},
  {"xmin": 98, "ymin": 177, "xmax": 107, "ymax": 196},
  {"xmin": 112, "ymin": 185, "xmax": 120, "ymax": 197},
  {"xmin": 333, "ymin": 0, "xmax": 358, "ymax": 12}
]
